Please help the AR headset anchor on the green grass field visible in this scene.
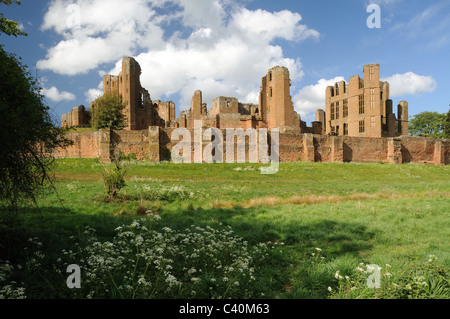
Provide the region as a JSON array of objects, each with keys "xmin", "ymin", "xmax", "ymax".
[{"xmin": 1, "ymin": 159, "xmax": 449, "ymax": 299}]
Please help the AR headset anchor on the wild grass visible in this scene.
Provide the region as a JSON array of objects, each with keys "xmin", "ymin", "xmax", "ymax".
[{"xmin": 0, "ymin": 159, "xmax": 448, "ymax": 299}]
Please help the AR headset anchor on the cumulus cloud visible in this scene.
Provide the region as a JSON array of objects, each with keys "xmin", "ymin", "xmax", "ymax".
[
  {"xmin": 381, "ymin": 72, "xmax": 437, "ymax": 97},
  {"xmin": 37, "ymin": 0, "xmax": 165, "ymax": 75},
  {"xmin": 38, "ymin": 0, "xmax": 320, "ymax": 111},
  {"xmin": 85, "ymin": 88, "xmax": 103, "ymax": 102},
  {"xmin": 292, "ymin": 77, "xmax": 344, "ymax": 119},
  {"xmin": 41, "ymin": 86, "xmax": 76, "ymax": 103}
]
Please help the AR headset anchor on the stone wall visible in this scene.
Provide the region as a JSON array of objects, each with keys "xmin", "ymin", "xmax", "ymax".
[{"xmin": 53, "ymin": 128, "xmax": 450, "ymax": 166}]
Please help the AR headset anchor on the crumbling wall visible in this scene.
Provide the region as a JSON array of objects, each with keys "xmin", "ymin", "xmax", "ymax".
[
  {"xmin": 399, "ymin": 136, "xmax": 439, "ymax": 164},
  {"xmin": 53, "ymin": 131, "xmax": 101, "ymax": 158},
  {"xmin": 53, "ymin": 129, "xmax": 449, "ymax": 166},
  {"xmin": 342, "ymin": 136, "xmax": 388, "ymax": 163}
]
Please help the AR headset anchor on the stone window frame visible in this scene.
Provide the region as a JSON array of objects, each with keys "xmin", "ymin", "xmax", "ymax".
[
  {"xmin": 359, "ymin": 120, "xmax": 365, "ymax": 133},
  {"xmin": 370, "ymin": 116, "xmax": 376, "ymax": 129},
  {"xmin": 335, "ymin": 101, "xmax": 340, "ymax": 120},
  {"xmin": 370, "ymin": 89, "xmax": 375, "ymax": 109},
  {"xmin": 359, "ymin": 95, "xmax": 365, "ymax": 114},
  {"xmin": 343, "ymin": 99, "xmax": 348, "ymax": 118}
]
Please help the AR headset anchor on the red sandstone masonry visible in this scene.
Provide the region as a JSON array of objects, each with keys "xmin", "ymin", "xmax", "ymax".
[{"xmin": 53, "ymin": 128, "xmax": 449, "ymax": 166}]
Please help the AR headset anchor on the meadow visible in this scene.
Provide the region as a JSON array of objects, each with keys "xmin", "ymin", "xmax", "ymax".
[{"xmin": 0, "ymin": 158, "xmax": 449, "ymax": 299}]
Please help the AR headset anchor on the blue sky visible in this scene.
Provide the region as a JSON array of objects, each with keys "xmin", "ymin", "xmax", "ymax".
[{"xmin": 2, "ymin": 0, "xmax": 449, "ymax": 125}]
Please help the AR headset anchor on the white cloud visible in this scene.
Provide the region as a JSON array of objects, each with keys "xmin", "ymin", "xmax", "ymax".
[
  {"xmin": 37, "ymin": 0, "xmax": 165, "ymax": 75},
  {"xmin": 38, "ymin": 0, "xmax": 320, "ymax": 112},
  {"xmin": 292, "ymin": 77, "xmax": 344, "ymax": 119},
  {"xmin": 230, "ymin": 8, "xmax": 320, "ymax": 43},
  {"xmin": 382, "ymin": 72, "xmax": 437, "ymax": 97},
  {"xmin": 85, "ymin": 88, "xmax": 103, "ymax": 102},
  {"xmin": 41, "ymin": 86, "xmax": 76, "ymax": 103}
]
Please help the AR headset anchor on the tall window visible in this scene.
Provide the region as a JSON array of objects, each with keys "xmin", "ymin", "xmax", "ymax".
[
  {"xmin": 370, "ymin": 89, "xmax": 375, "ymax": 109},
  {"xmin": 359, "ymin": 120, "xmax": 365, "ymax": 133},
  {"xmin": 370, "ymin": 116, "xmax": 376, "ymax": 129},
  {"xmin": 343, "ymin": 99, "xmax": 348, "ymax": 118},
  {"xmin": 344, "ymin": 123, "xmax": 348, "ymax": 136},
  {"xmin": 335, "ymin": 84, "xmax": 339, "ymax": 96},
  {"xmin": 336, "ymin": 101, "xmax": 340, "ymax": 120},
  {"xmin": 359, "ymin": 95, "xmax": 365, "ymax": 114},
  {"xmin": 331, "ymin": 103, "xmax": 335, "ymax": 120}
]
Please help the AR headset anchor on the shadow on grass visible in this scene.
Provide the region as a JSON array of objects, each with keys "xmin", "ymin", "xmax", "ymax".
[
  {"xmin": 0, "ymin": 206, "xmax": 136, "ymax": 262},
  {"xmin": 161, "ymin": 205, "xmax": 375, "ymax": 256},
  {"xmin": 1, "ymin": 204, "xmax": 375, "ymax": 299},
  {"xmin": 161, "ymin": 205, "xmax": 376, "ymax": 299}
]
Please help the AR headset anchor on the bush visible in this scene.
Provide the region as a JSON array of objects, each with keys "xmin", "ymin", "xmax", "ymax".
[{"xmin": 101, "ymin": 161, "xmax": 127, "ymax": 199}]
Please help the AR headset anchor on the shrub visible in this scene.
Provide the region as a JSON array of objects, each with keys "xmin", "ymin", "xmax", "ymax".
[{"xmin": 101, "ymin": 161, "xmax": 127, "ymax": 199}]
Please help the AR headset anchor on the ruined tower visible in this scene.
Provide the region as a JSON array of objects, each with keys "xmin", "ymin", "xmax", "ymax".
[
  {"xmin": 191, "ymin": 90, "xmax": 203, "ymax": 120},
  {"xmin": 102, "ymin": 57, "xmax": 148, "ymax": 130},
  {"xmin": 61, "ymin": 105, "xmax": 90, "ymax": 127},
  {"xmin": 97, "ymin": 57, "xmax": 174, "ymax": 130},
  {"xmin": 259, "ymin": 66, "xmax": 300, "ymax": 130}
]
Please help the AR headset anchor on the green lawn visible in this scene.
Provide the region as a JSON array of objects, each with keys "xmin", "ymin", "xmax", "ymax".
[{"xmin": 1, "ymin": 159, "xmax": 449, "ymax": 299}]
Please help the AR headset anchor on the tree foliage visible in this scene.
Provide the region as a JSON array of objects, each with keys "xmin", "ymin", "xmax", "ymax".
[
  {"xmin": 0, "ymin": 0, "xmax": 27, "ymax": 37},
  {"xmin": 409, "ymin": 111, "xmax": 446, "ymax": 139},
  {"xmin": 444, "ymin": 109, "xmax": 450, "ymax": 139},
  {"xmin": 91, "ymin": 91, "xmax": 127, "ymax": 130},
  {"xmin": 0, "ymin": 46, "xmax": 71, "ymax": 209},
  {"xmin": 1, "ymin": 1, "xmax": 70, "ymax": 210}
]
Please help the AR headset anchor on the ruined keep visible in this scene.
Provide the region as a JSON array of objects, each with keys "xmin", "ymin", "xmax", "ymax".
[{"xmin": 316, "ymin": 64, "xmax": 409, "ymax": 138}]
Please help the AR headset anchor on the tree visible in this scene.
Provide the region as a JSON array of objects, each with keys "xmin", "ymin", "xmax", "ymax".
[
  {"xmin": 0, "ymin": 46, "xmax": 71, "ymax": 209},
  {"xmin": 0, "ymin": 0, "xmax": 27, "ymax": 37},
  {"xmin": 90, "ymin": 91, "xmax": 127, "ymax": 130},
  {"xmin": 409, "ymin": 111, "xmax": 446, "ymax": 139},
  {"xmin": 444, "ymin": 108, "xmax": 450, "ymax": 139},
  {"xmin": 1, "ymin": 1, "xmax": 70, "ymax": 210}
]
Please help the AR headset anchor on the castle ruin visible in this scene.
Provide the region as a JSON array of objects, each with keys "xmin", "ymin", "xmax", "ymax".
[
  {"xmin": 62, "ymin": 57, "xmax": 320, "ymax": 134},
  {"xmin": 58, "ymin": 58, "xmax": 449, "ymax": 166}
]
